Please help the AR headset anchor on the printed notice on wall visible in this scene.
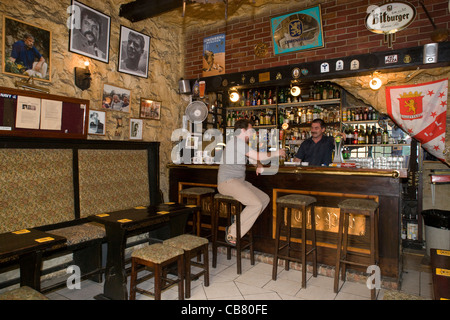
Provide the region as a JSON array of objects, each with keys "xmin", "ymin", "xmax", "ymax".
[
  {"xmin": 15, "ymin": 96, "xmax": 41, "ymax": 129},
  {"xmin": 40, "ymin": 99, "xmax": 62, "ymax": 130}
]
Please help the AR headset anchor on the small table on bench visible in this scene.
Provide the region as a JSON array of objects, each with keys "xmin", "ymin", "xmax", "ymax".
[
  {"xmin": 0, "ymin": 229, "xmax": 66, "ymax": 291},
  {"xmin": 88, "ymin": 203, "xmax": 199, "ymax": 300}
]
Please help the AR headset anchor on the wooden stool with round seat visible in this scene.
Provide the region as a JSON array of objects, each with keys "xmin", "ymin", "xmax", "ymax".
[
  {"xmin": 178, "ymin": 187, "xmax": 215, "ymax": 237},
  {"xmin": 212, "ymin": 193, "xmax": 255, "ymax": 274},
  {"xmin": 334, "ymin": 198, "xmax": 379, "ymax": 300},
  {"xmin": 272, "ymin": 194, "xmax": 317, "ymax": 288},
  {"xmin": 129, "ymin": 243, "xmax": 184, "ymax": 300},
  {"xmin": 163, "ymin": 234, "xmax": 209, "ymax": 298}
]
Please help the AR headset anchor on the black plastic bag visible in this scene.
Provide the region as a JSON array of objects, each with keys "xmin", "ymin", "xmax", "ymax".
[{"xmin": 422, "ymin": 209, "xmax": 450, "ymax": 230}]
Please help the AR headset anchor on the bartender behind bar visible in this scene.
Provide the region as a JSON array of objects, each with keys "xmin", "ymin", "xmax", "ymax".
[{"xmin": 294, "ymin": 118, "xmax": 335, "ymax": 166}]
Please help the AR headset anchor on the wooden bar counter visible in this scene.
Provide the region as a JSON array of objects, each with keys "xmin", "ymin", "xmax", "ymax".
[{"xmin": 168, "ymin": 163, "xmax": 406, "ymax": 282}]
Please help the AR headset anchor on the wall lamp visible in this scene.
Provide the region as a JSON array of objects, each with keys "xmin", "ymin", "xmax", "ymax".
[
  {"xmin": 229, "ymin": 88, "xmax": 240, "ymax": 102},
  {"xmin": 290, "ymin": 81, "xmax": 301, "ymax": 97},
  {"xmin": 75, "ymin": 61, "xmax": 91, "ymax": 91},
  {"xmin": 369, "ymin": 72, "xmax": 382, "ymax": 90}
]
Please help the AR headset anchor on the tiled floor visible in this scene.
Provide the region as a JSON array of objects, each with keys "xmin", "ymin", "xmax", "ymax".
[{"xmin": 44, "ymin": 247, "xmax": 433, "ymax": 300}]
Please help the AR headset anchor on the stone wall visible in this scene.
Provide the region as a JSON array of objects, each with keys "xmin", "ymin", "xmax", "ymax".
[{"xmin": 0, "ymin": 0, "xmax": 188, "ymax": 199}]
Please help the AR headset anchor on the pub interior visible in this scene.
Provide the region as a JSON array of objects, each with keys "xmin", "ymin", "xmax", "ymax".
[{"xmin": 0, "ymin": 0, "xmax": 449, "ymax": 304}]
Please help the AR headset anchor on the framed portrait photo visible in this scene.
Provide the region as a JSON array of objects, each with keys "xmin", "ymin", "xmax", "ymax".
[
  {"xmin": 2, "ymin": 16, "xmax": 51, "ymax": 82},
  {"xmin": 68, "ymin": 0, "xmax": 111, "ymax": 63},
  {"xmin": 139, "ymin": 98, "xmax": 161, "ymax": 120},
  {"xmin": 118, "ymin": 26, "xmax": 150, "ymax": 78},
  {"xmin": 102, "ymin": 83, "xmax": 131, "ymax": 113},
  {"xmin": 129, "ymin": 118, "xmax": 143, "ymax": 140},
  {"xmin": 88, "ymin": 110, "xmax": 106, "ymax": 135},
  {"xmin": 270, "ymin": 5, "xmax": 324, "ymax": 55}
]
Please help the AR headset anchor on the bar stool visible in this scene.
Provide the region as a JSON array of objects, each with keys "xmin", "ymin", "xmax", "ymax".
[
  {"xmin": 178, "ymin": 187, "xmax": 215, "ymax": 237},
  {"xmin": 272, "ymin": 194, "xmax": 317, "ymax": 288},
  {"xmin": 163, "ymin": 234, "xmax": 209, "ymax": 298},
  {"xmin": 129, "ymin": 243, "xmax": 184, "ymax": 300},
  {"xmin": 212, "ymin": 193, "xmax": 255, "ymax": 274},
  {"xmin": 334, "ymin": 198, "xmax": 379, "ymax": 300}
]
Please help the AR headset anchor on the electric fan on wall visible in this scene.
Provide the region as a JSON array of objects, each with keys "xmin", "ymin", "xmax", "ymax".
[{"xmin": 185, "ymin": 100, "xmax": 208, "ymax": 123}]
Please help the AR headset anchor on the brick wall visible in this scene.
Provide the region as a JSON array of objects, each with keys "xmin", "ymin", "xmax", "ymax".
[{"xmin": 184, "ymin": 0, "xmax": 449, "ymax": 79}]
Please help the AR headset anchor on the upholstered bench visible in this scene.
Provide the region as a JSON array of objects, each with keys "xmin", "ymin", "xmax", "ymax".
[
  {"xmin": 0, "ymin": 286, "xmax": 48, "ymax": 300},
  {"xmin": 39, "ymin": 222, "xmax": 106, "ymax": 292}
]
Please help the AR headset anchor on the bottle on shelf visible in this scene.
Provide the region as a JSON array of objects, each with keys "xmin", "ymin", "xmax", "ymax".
[
  {"xmin": 371, "ymin": 125, "xmax": 377, "ymax": 144},
  {"xmin": 345, "ymin": 125, "xmax": 353, "ymax": 145},
  {"xmin": 382, "ymin": 127, "xmax": 389, "ymax": 144},
  {"xmin": 358, "ymin": 125, "xmax": 365, "ymax": 144},
  {"xmin": 353, "ymin": 125, "xmax": 359, "ymax": 145},
  {"xmin": 376, "ymin": 128, "xmax": 382, "ymax": 144},
  {"xmin": 365, "ymin": 125, "xmax": 371, "ymax": 144}
]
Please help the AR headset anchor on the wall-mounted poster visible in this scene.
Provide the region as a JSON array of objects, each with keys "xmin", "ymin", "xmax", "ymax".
[
  {"xmin": 202, "ymin": 34, "xmax": 225, "ymax": 77},
  {"xmin": 68, "ymin": 1, "xmax": 111, "ymax": 63},
  {"xmin": 3, "ymin": 16, "xmax": 51, "ymax": 82},
  {"xmin": 270, "ymin": 5, "xmax": 324, "ymax": 55}
]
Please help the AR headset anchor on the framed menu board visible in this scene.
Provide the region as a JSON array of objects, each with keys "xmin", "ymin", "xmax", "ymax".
[{"xmin": 0, "ymin": 86, "xmax": 89, "ymax": 139}]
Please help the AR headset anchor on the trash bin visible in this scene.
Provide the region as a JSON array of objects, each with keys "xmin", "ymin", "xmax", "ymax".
[{"xmin": 421, "ymin": 209, "xmax": 450, "ymax": 256}]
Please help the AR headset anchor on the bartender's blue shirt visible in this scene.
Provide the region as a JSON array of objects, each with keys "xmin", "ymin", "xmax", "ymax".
[
  {"xmin": 10, "ymin": 40, "xmax": 42, "ymax": 70},
  {"xmin": 295, "ymin": 136, "xmax": 335, "ymax": 166}
]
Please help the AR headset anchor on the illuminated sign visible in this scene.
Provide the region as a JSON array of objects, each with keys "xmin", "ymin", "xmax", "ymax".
[{"xmin": 365, "ymin": 1, "xmax": 416, "ymax": 34}]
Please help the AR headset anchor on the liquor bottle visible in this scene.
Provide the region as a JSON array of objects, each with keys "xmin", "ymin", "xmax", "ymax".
[
  {"xmin": 307, "ymin": 108, "xmax": 313, "ymax": 123},
  {"xmin": 289, "ymin": 108, "xmax": 295, "ymax": 124},
  {"xmin": 353, "ymin": 125, "xmax": 359, "ymax": 144},
  {"xmin": 246, "ymin": 90, "xmax": 251, "ymax": 106},
  {"xmin": 382, "ymin": 127, "xmax": 389, "ymax": 144},
  {"xmin": 256, "ymin": 91, "xmax": 261, "ymax": 106},
  {"xmin": 322, "ymin": 84, "xmax": 328, "ymax": 100},
  {"xmin": 240, "ymin": 91, "xmax": 245, "ymax": 107},
  {"xmin": 309, "ymin": 86, "xmax": 314, "ymax": 100},
  {"xmin": 363, "ymin": 108, "xmax": 368, "ymax": 120},
  {"xmin": 262, "ymin": 90, "xmax": 267, "ymax": 105},
  {"xmin": 365, "ymin": 126, "xmax": 371, "ymax": 144},
  {"xmin": 259, "ymin": 110, "xmax": 265, "ymax": 125},
  {"xmin": 227, "ymin": 112, "xmax": 232, "ymax": 127},
  {"xmin": 358, "ymin": 125, "xmax": 365, "ymax": 144},
  {"xmin": 265, "ymin": 109, "xmax": 271, "ymax": 125},
  {"xmin": 346, "ymin": 125, "xmax": 353, "ymax": 145},
  {"xmin": 268, "ymin": 90, "xmax": 273, "ymax": 104},
  {"xmin": 371, "ymin": 125, "xmax": 377, "ymax": 144},
  {"xmin": 278, "ymin": 108, "xmax": 285, "ymax": 125},
  {"xmin": 301, "ymin": 108, "xmax": 307, "ymax": 124},
  {"xmin": 376, "ymin": 128, "xmax": 382, "ymax": 144},
  {"xmin": 279, "ymin": 88, "xmax": 285, "ymax": 104},
  {"xmin": 328, "ymin": 84, "xmax": 334, "ymax": 99},
  {"xmin": 354, "ymin": 108, "xmax": 359, "ymax": 121},
  {"xmin": 314, "ymin": 85, "xmax": 321, "ymax": 100},
  {"xmin": 342, "ymin": 108, "xmax": 347, "ymax": 122},
  {"xmin": 254, "ymin": 112, "xmax": 259, "ymax": 126},
  {"xmin": 333, "ymin": 87, "xmax": 340, "ymax": 99},
  {"xmin": 367, "ymin": 107, "xmax": 372, "ymax": 120}
]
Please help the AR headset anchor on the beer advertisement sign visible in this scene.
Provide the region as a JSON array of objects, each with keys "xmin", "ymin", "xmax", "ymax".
[
  {"xmin": 365, "ymin": 1, "xmax": 416, "ymax": 34},
  {"xmin": 270, "ymin": 5, "xmax": 324, "ymax": 55}
]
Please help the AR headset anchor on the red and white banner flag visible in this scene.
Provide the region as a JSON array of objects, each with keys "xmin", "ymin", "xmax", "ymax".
[{"xmin": 386, "ymin": 78, "xmax": 448, "ymax": 161}]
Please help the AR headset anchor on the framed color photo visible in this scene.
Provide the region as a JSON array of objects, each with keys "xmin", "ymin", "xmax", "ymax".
[
  {"xmin": 88, "ymin": 110, "xmax": 105, "ymax": 135},
  {"xmin": 2, "ymin": 16, "xmax": 51, "ymax": 82},
  {"xmin": 139, "ymin": 98, "xmax": 161, "ymax": 120},
  {"xmin": 129, "ymin": 118, "xmax": 143, "ymax": 140},
  {"xmin": 68, "ymin": 1, "xmax": 110, "ymax": 63},
  {"xmin": 118, "ymin": 26, "xmax": 150, "ymax": 78},
  {"xmin": 102, "ymin": 83, "xmax": 131, "ymax": 113},
  {"xmin": 270, "ymin": 5, "xmax": 324, "ymax": 55}
]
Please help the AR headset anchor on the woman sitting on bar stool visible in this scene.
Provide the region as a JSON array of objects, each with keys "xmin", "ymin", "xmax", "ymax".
[{"xmin": 218, "ymin": 119, "xmax": 285, "ymax": 245}]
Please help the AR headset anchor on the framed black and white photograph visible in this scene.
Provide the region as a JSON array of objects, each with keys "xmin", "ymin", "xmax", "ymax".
[
  {"xmin": 118, "ymin": 26, "xmax": 150, "ymax": 78},
  {"xmin": 68, "ymin": 1, "xmax": 110, "ymax": 63},
  {"xmin": 88, "ymin": 110, "xmax": 105, "ymax": 135},
  {"xmin": 2, "ymin": 16, "xmax": 51, "ymax": 82},
  {"xmin": 129, "ymin": 118, "xmax": 143, "ymax": 140},
  {"xmin": 101, "ymin": 83, "xmax": 131, "ymax": 113}
]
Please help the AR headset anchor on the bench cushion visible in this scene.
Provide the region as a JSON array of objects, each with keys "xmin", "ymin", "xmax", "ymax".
[
  {"xmin": 0, "ymin": 286, "xmax": 48, "ymax": 300},
  {"xmin": 49, "ymin": 222, "xmax": 105, "ymax": 246},
  {"xmin": 338, "ymin": 199, "xmax": 378, "ymax": 211},
  {"xmin": 180, "ymin": 187, "xmax": 215, "ymax": 195}
]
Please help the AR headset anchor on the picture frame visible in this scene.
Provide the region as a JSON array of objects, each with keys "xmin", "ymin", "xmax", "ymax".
[
  {"xmin": 129, "ymin": 118, "xmax": 143, "ymax": 140},
  {"xmin": 118, "ymin": 26, "xmax": 150, "ymax": 78},
  {"xmin": 139, "ymin": 98, "xmax": 161, "ymax": 120},
  {"xmin": 2, "ymin": 16, "xmax": 52, "ymax": 82},
  {"xmin": 68, "ymin": 0, "xmax": 111, "ymax": 63},
  {"xmin": 270, "ymin": 5, "xmax": 324, "ymax": 55},
  {"xmin": 101, "ymin": 83, "xmax": 131, "ymax": 113},
  {"xmin": 88, "ymin": 110, "xmax": 105, "ymax": 135}
]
